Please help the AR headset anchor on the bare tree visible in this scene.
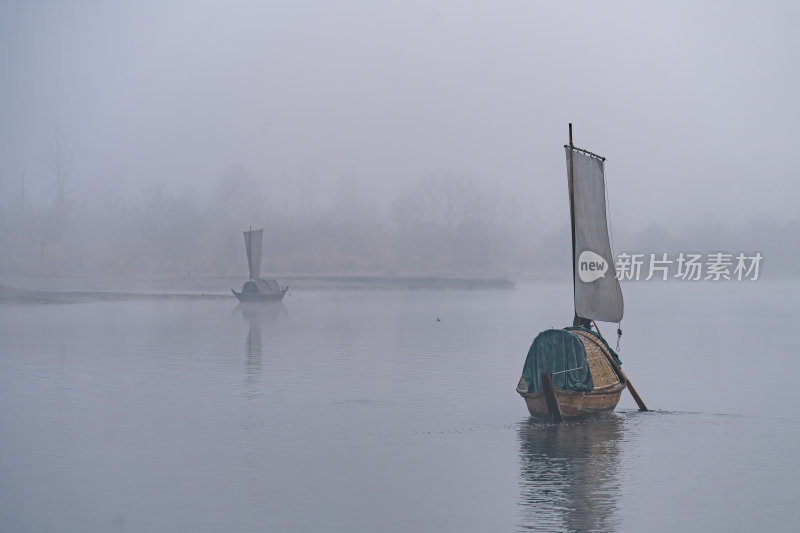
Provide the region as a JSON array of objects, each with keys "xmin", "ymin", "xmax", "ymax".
[{"xmin": 40, "ymin": 131, "xmax": 71, "ymax": 273}]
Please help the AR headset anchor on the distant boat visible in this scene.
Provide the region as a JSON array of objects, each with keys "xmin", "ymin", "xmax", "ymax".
[
  {"xmin": 516, "ymin": 125, "xmax": 647, "ymax": 421},
  {"xmin": 232, "ymin": 228, "xmax": 288, "ymax": 302}
]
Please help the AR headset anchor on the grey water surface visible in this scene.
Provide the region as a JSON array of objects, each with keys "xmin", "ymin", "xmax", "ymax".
[{"xmin": 1, "ymin": 282, "xmax": 798, "ymax": 532}]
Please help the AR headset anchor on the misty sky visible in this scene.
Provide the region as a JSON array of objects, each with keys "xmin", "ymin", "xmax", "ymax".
[{"xmin": 1, "ymin": 1, "xmax": 798, "ymax": 231}]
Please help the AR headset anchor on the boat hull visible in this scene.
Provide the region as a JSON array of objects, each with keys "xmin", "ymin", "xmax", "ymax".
[
  {"xmin": 517, "ymin": 379, "xmax": 626, "ymax": 421},
  {"xmin": 231, "ymin": 288, "xmax": 288, "ymax": 302}
]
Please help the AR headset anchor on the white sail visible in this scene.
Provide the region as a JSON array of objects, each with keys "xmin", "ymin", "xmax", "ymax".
[
  {"xmin": 243, "ymin": 228, "xmax": 263, "ymax": 280},
  {"xmin": 566, "ymin": 148, "xmax": 624, "ymax": 323}
]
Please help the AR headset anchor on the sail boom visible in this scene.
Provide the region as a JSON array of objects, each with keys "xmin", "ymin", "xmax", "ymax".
[{"xmin": 564, "ymin": 144, "xmax": 606, "ymax": 161}]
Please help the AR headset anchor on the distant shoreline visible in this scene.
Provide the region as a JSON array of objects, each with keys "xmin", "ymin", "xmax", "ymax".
[
  {"xmin": 277, "ymin": 276, "xmax": 515, "ymax": 290},
  {"xmin": 0, "ymin": 276, "xmax": 516, "ymax": 304},
  {"xmin": 0, "ymin": 284, "xmax": 231, "ymax": 304}
]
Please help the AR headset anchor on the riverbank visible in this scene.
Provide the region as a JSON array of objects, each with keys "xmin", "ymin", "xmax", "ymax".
[{"xmin": 0, "ymin": 275, "xmax": 515, "ymax": 304}]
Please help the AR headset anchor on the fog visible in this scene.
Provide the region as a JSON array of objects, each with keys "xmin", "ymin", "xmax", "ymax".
[{"xmin": 1, "ymin": 1, "xmax": 798, "ymax": 279}]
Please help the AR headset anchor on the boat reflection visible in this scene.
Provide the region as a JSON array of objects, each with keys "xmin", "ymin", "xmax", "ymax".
[
  {"xmin": 517, "ymin": 415, "xmax": 625, "ymax": 532},
  {"xmin": 235, "ymin": 302, "xmax": 287, "ymax": 385}
]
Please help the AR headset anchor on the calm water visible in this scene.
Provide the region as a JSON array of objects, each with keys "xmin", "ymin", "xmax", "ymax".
[{"xmin": 1, "ymin": 282, "xmax": 798, "ymax": 532}]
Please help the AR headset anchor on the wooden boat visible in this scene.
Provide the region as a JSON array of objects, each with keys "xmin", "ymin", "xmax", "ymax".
[
  {"xmin": 517, "ymin": 328, "xmax": 628, "ymax": 420},
  {"xmin": 516, "ymin": 124, "xmax": 647, "ymax": 422},
  {"xmin": 517, "ymin": 381, "xmax": 626, "ymax": 420},
  {"xmin": 232, "ymin": 228, "xmax": 288, "ymax": 302},
  {"xmin": 232, "ymin": 279, "xmax": 288, "ymax": 302}
]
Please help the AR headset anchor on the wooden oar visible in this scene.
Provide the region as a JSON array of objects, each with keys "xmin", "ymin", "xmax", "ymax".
[
  {"xmin": 540, "ymin": 372, "xmax": 563, "ymax": 422},
  {"xmin": 592, "ymin": 320, "xmax": 648, "ymax": 412}
]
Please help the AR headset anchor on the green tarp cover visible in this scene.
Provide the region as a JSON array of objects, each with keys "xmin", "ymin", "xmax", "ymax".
[{"xmin": 520, "ymin": 327, "xmax": 623, "ymax": 394}]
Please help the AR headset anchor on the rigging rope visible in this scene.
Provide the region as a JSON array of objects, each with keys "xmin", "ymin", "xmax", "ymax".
[
  {"xmin": 604, "ymin": 158, "xmax": 617, "ymax": 270},
  {"xmin": 605, "ymin": 157, "xmax": 623, "ymax": 353},
  {"xmin": 552, "ymin": 366, "xmax": 584, "ymax": 375}
]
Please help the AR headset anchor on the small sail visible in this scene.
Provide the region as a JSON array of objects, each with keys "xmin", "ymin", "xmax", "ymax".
[
  {"xmin": 243, "ymin": 228, "xmax": 264, "ymax": 280},
  {"xmin": 566, "ymin": 148, "xmax": 624, "ymax": 323}
]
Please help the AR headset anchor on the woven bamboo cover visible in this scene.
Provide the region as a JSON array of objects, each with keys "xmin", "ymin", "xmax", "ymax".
[{"xmin": 570, "ymin": 329, "xmax": 621, "ymax": 390}]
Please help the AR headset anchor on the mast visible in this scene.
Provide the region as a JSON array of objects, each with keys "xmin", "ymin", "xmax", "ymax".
[
  {"xmin": 567, "ymin": 124, "xmax": 579, "ymax": 327},
  {"xmin": 247, "ymin": 226, "xmax": 253, "ymax": 279}
]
